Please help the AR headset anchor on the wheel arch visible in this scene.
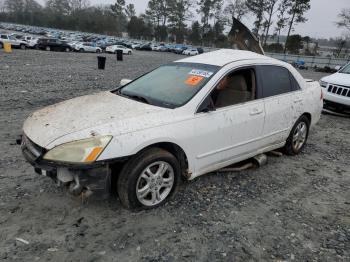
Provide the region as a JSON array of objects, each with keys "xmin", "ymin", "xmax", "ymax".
[
  {"xmin": 301, "ymin": 112, "xmax": 312, "ymax": 124},
  {"xmin": 110, "ymin": 141, "xmax": 190, "ymax": 180}
]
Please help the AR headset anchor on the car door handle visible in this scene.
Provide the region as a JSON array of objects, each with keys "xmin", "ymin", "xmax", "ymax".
[{"xmin": 250, "ymin": 108, "xmax": 263, "ymax": 116}]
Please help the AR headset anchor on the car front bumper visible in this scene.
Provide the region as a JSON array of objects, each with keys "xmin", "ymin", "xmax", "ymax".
[
  {"xmin": 323, "ymin": 85, "xmax": 350, "ymax": 107},
  {"xmin": 20, "ymin": 135, "xmax": 125, "ymax": 198}
]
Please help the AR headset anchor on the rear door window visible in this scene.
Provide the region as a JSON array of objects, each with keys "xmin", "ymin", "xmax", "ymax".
[{"xmin": 259, "ymin": 65, "xmax": 293, "ymax": 98}]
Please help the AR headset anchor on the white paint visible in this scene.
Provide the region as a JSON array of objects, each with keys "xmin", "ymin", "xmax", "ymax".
[
  {"xmin": 321, "ymin": 70, "xmax": 350, "ymax": 107},
  {"xmin": 22, "ymin": 50, "xmax": 323, "ymax": 179}
]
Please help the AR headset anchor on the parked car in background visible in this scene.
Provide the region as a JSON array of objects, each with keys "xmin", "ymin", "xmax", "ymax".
[
  {"xmin": 183, "ymin": 48, "xmax": 199, "ymax": 56},
  {"xmin": 138, "ymin": 44, "xmax": 152, "ymax": 51},
  {"xmin": 0, "ymin": 34, "xmax": 28, "ymax": 49},
  {"xmin": 28, "ymin": 38, "xmax": 39, "ymax": 49},
  {"xmin": 174, "ymin": 46, "xmax": 189, "ymax": 54},
  {"xmin": 75, "ymin": 42, "xmax": 102, "ymax": 53},
  {"xmin": 37, "ymin": 38, "xmax": 72, "ymax": 52},
  {"xmin": 106, "ymin": 45, "xmax": 132, "ymax": 54},
  {"xmin": 21, "ymin": 49, "xmax": 322, "ymax": 210},
  {"xmin": 320, "ymin": 62, "xmax": 350, "ymax": 112}
]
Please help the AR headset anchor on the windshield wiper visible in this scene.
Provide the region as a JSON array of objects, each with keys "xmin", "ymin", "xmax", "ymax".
[{"xmin": 117, "ymin": 90, "xmax": 150, "ymax": 105}]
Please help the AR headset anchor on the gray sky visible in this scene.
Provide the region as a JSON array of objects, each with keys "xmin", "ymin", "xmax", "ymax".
[{"xmin": 39, "ymin": 0, "xmax": 350, "ymax": 38}]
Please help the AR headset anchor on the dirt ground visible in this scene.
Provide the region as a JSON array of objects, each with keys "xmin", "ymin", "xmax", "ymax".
[{"xmin": 0, "ymin": 49, "xmax": 349, "ymax": 262}]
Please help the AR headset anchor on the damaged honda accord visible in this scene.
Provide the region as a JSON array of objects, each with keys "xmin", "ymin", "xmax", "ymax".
[{"xmin": 21, "ymin": 49, "xmax": 323, "ymax": 209}]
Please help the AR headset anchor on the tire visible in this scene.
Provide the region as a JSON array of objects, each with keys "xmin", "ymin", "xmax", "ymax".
[
  {"xmin": 65, "ymin": 47, "xmax": 70, "ymax": 52},
  {"xmin": 128, "ymin": 51, "xmax": 131, "ymax": 55},
  {"xmin": 284, "ymin": 115, "xmax": 310, "ymax": 155},
  {"xmin": 117, "ymin": 148, "xmax": 181, "ymax": 210},
  {"xmin": 45, "ymin": 46, "xmax": 51, "ymax": 51},
  {"xmin": 96, "ymin": 49, "xmax": 101, "ymax": 53},
  {"xmin": 20, "ymin": 44, "xmax": 26, "ymax": 50},
  {"xmin": 79, "ymin": 48, "xmax": 84, "ymax": 53},
  {"xmin": 0, "ymin": 42, "xmax": 3, "ymax": 49}
]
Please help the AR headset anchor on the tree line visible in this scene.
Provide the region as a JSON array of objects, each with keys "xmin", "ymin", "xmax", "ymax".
[{"xmin": 0, "ymin": 0, "xmax": 348, "ymax": 54}]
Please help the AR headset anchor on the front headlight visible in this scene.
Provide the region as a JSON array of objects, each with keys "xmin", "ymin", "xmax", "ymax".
[
  {"xmin": 319, "ymin": 80, "xmax": 328, "ymax": 88},
  {"xmin": 43, "ymin": 136, "xmax": 112, "ymax": 163}
]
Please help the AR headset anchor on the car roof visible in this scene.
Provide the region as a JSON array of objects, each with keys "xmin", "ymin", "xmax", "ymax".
[{"xmin": 175, "ymin": 49, "xmax": 274, "ymax": 67}]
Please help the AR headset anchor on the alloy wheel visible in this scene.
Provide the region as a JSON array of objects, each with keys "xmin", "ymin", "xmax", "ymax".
[
  {"xmin": 292, "ymin": 122, "xmax": 307, "ymax": 151},
  {"xmin": 136, "ymin": 161, "xmax": 174, "ymax": 207}
]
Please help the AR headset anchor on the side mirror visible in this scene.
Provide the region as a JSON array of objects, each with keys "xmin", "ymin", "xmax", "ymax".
[{"xmin": 120, "ymin": 79, "xmax": 132, "ymax": 86}]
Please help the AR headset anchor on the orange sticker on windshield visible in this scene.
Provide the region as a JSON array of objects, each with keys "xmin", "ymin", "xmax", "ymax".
[{"xmin": 185, "ymin": 75, "xmax": 204, "ymax": 86}]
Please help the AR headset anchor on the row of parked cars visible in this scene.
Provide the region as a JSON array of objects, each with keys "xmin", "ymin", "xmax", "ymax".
[{"xmin": 0, "ymin": 22, "xmax": 205, "ymax": 56}]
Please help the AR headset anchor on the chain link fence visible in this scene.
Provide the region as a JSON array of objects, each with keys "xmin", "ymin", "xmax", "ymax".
[{"xmin": 266, "ymin": 52, "xmax": 350, "ymax": 68}]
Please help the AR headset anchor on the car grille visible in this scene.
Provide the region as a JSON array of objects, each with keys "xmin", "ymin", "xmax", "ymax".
[
  {"xmin": 327, "ymin": 84, "xmax": 350, "ymax": 98},
  {"xmin": 21, "ymin": 135, "xmax": 45, "ymax": 159}
]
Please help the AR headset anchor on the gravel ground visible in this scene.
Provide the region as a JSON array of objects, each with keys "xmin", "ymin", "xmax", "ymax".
[{"xmin": 0, "ymin": 49, "xmax": 349, "ymax": 262}]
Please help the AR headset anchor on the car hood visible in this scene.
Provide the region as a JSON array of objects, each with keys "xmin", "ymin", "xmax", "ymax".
[
  {"xmin": 23, "ymin": 91, "xmax": 167, "ymax": 148},
  {"xmin": 322, "ymin": 72, "xmax": 350, "ymax": 87}
]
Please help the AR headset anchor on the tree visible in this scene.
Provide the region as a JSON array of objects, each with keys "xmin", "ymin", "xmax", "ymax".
[
  {"xmin": 224, "ymin": 0, "xmax": 248, "ymax": 23},
  {"xmin": 167, "ymin": 0, "xmax": 192, "ymax": 43},
  {"xmin": 336, "ymin": 8, "xmax": 350, "ymax": 32},
  {"xmin": 197, "ymin": 0, "xmax": 222, "ymax": 29},
  {"xmin": 110, "ymin": 0, "xmax": 127, "ymax": 35},
  {"xmin": 246, "ymin": 0, "xmax": 266, "ymax": 37},
  {"xmin": 145, "ymin": 0, "xmax": 169, "ymax": 41},
  {"xmin": 262, "ymin": 0, "xmax": 278, "ymax": 45},
  {"xmin": 285, "ymin": 34, "xmax": 302, "ymax": 54},
  {"xmin": 275, "ymin": 0, "xmax": 291, "ymax": 44},
  {"xmin": 125, "ymin": 3, "xmax": 136, "ymax": 20},
  {"xmin": 70, "ymin": 0, "xmax": 89, "ymax": 12},
  {"xmin": 334, "ymin": 37, "xmax": 347, "ymax": 57},
  {"xmin": 284, "ymin": 0, "xmax": 311, "ymax": 53},
  {"xmin": 188, "ymin": 21, "xmax": 202, "ymax": 45}
]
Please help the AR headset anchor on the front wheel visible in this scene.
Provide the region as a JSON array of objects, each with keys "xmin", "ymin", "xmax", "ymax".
[
  {"xmin": 128, "ymin": 51, "xmax": 131, "ymax": 55},
  {"xmin": 117, "ymin": 148, "xmax": 180, "ymax": 210},
  {"xmin": 284, "ymin": 115, "xmax": 310, "ymax": 155},
  {"xmin": 45, "ymin": 46, "xmax": 51, "ymax": 51},
  {"xmin": 20, "ymin": 44, "xmax": 26, "ymax": 50}
]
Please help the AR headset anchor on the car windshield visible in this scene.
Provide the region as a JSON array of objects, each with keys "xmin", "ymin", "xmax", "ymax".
[
  {"xmin": 115, "ymin": 63, "xmax": 220, "ymax": 108},
  {"xmin": 339, "ymin": 63, "xmax": 350, "ymax": 74}
]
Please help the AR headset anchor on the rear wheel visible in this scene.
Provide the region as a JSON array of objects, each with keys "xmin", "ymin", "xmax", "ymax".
[
  {"xmin": 284, "ymin": 115, "xmax": 310, "ymax": 155},
  {"xmin": 128, "ymin": 51, "xmax": 131, "ymax": 55},
  {"xmin": 96, "ymin": 49, "xmax": 101, "ymax": 53},
  {"xmin": 45, "ymin": 46, "xmax": 51, "ymax": 51},
  {"xmin": 117, "ymin": 148, "xmax": 180, "ymax": 210},
  {"xmin": 65, "ymin": 47, "xmax": 70, "ymax": 52},
  {"xmin": 20, "ymin": 44, "xmax": 26, "ymax": 50},
  {"xmin": 0, "ymin": 42, "xmax": 3, "ymax": 49},
  {"xmin": 79, "ymin": 48, "xmax": 84, "ymax": 53}
]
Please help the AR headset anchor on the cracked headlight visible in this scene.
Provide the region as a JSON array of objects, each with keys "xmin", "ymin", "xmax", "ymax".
[{"xmin": 43, "ymin": 136, "xmax": 112, "ymax": 163}]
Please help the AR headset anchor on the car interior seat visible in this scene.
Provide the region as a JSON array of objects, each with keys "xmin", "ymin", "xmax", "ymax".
[{"xmin": 215, "ymin": 74, "xmax": 252, "ymax": 108}]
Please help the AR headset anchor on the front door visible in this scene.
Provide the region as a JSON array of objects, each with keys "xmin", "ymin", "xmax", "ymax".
[{"xmin": 192, "ymin": 67, "xmax": 265, "ymax": 176}]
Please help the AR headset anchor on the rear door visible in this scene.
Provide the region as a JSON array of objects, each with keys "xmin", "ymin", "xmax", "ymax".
[{"xmin": 257, "ymin": 65, "xmax": 297, "ymax": 145}]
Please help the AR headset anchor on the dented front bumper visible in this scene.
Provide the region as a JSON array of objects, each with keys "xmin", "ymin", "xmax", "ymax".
[{"xmin": 20, "ymin": 135, "xmax": 111, "ymax": 197}]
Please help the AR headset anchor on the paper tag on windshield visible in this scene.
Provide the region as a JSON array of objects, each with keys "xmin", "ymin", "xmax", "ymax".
[
  {"xmin": 189, "ymin": 69, "xmax": 213, "ymax": 78},
  {"xmin": 185, "ymin": 75, "xmax": 204, "ymax": 86}
]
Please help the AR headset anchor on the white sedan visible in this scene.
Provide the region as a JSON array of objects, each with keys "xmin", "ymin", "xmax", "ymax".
[
  {"xmin": 106, "ymin": 45, "xmax": 132, "ymax": 55},
  {"xmin": 183, "ymin": 48, "xmax": 199, "ymax": 56},
  {"xmin": 21, "ymin": 49, "xmax": 322, "ymax": 210},
  {"xmin": 320, "ymin": 62, "xmax": 350, "ymax": 112},
  {"xmin": 74, "ymin": 42, "xmax": 102, "ymax": 53}
]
